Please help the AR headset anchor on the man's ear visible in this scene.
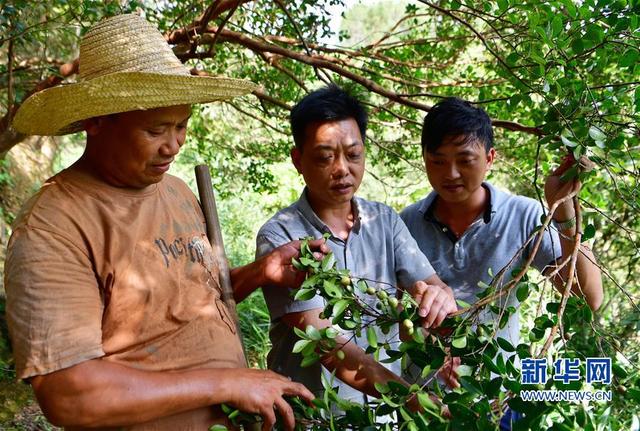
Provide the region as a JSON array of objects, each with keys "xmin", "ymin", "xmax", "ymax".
[
  {"xmin": 291, "ymin": 147, "xmax": 303, "ymax": 174},
  {"xmin": 83, "ymin": 116, "xmax": 110, "ymax": 136},
  {"xmin": 486, "ymin": 147, "xmax": 496, "ymax": 169}
]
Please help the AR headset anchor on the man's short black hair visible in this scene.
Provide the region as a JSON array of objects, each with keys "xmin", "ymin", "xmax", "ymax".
[
  {"xmin": 421, "ymin": 97, "xmax": 494, "ymax": 153},
  {"xmin": 290, "ymin": 84, "xmax": 368, "ymax": 150}
]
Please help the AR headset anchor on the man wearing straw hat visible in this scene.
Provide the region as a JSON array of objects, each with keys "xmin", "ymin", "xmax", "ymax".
[{"xmin": 4, "ymin": 14, "xmax": 322, "ymax": 430}]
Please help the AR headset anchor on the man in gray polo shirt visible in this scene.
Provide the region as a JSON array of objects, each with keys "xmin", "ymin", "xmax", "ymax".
[
  {"xmin": 256, "ymin": 85, "xmax": 457, "ymax": 404},
  {"xmin": 401, "ymin": 97, "xmax": 603, "ymax": 389}
]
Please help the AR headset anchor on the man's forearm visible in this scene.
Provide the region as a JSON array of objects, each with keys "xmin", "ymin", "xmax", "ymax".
[
  {"xmin": 31, "ymin": 358, "xmax": 312, "ymax": 429},
  {"xmin": 230, "ymin": 258, "xmax": 268, "ymax": 303},
  {"xmin": 31, "ymin": 360, "xmax": 228, "ymax": 427},
  {"xmin": 321, "ymin": 336, "xmax": 407, "ymax": 398},
  {"xmin": 283, "ymin": 310, "xmax": 406, "ymax": 399},
  {"xmin": 557, "ymin": 229, "xmax": 603, "ymax": 310}
]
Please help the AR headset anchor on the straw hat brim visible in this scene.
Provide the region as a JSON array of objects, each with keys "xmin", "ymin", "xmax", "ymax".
[{"xmin": 12, "ymin": 72, "xmax": 259, "ymax": 136}]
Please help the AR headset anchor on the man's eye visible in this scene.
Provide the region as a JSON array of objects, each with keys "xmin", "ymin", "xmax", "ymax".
[
  {"xmin": 460, "ymin": 159, "xmax": 475, "ymax": 164},
  {"xmin": 147, "ymin": 129, "xmax": 164, "ymax": 136},
  {"xmin": 430, "ymin": 159, "xmax": 445, "ymax": 165}
]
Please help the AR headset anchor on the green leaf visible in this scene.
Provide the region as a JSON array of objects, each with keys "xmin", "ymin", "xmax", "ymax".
[
  {"xmin": 584, "ymin": 24, "xmax": 605, "ymax": 43},
  {"xmin": 387, "ymin": 380, "xmax": 410, "ymax": 396},
  {"xmin": 547, "ymin": 302, "xmax": 560, "ymax": 313},
  {"xmin": 456, "ymin": 299, "xmax": 472, "ymax": 308},
  {"xmin": 299, "ymin": 257, "xmax": 315, "ymax": 266},
  {"xmin": 305, "ymin": 325, "xmax": 322, "ymax": 340},
  {"xmin": 324, "ymin": 327, "xmax": 338, "ymax": 339},
  {"xmin": 583, "ymin": 224, "xmax": 596, "ymax": 241},
  {"xmin": 356, "ymin": 279, "xmax": 368, "ymax": 293},
  {"xmin": 452, "ymin": 336, "xmax": 467, "ymax": 349},
  {"xmin": 482, "ymin": 353, "xmax": 501, "ymax": 374},
  {"xmin": 421, "ymin": 365, "xmax": 432, "ymax": 379},
  {"xmin": 291, "ymin": 258, "xmax": 304, "ymax": 271},
  {"xmin": 294, "ymin": 287, "xmax": 316, "ymax": 301},
  {"xmin": 209, "ymin": 425, "xmax": 229, "ymax": 431},
  {"xmin": 322, "ymin": 280, "xmax": 342, "ymax": 298},
  {"xmin": 620, "ymin": 48, "xmax": 639, "ymax": 67},
  {"xmin": 331, "ymin": 299, "xmax": 349, "ymax": 323},
  {"xmin": 293, "ymin": 326, "xmax": 307, "ymax": 339},
  {"xmin": 300, "ymin": 353, "xmax": 320, "ymax": 367},
  {"xmin": 506, "ymin": 52, "xmax": 519, "ymax": 67},
  {"xmin": 321, "ymin": 252, "xmax": 336, "ymax": 271},
  {"xmin": 613, "ymin": 363, "xmax": 628, "ymax": 378},
  {"xmin": 516, "ymin": 283, "xmax": 530, "ymax": 302},
  {"xmin": 456, "ymin": 364, "xmax": 473, "ymax": 377},
  {"xmin": 497, "ymin": 337, "xmax": 516, "ymax": 352},
  {"xmin": 374, "ymin": 382, "xmax": 390, "ymax": 394},
  {"xmin": 366, "ymin": 326, "xmax": 378, "ymax": 348},
  {"xmin": 292, "ymin": 339, "xmax": 311, "ymax": 353},
  {"xmin": 561, "ymin": 134, "xmax": 577, "ymax": 148},
  {"xmin": 589, "ymin": 126, "xmax": 606, "ymax": 142},
  {"xmin": 551, "ymin": 15, "xmax": 563, "ymax": 37},
  {"xmin": 417, "ymin": 392, "xmax": 439, "ymax": 412}
]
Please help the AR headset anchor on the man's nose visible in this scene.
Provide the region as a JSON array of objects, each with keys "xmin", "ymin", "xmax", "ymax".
[
  {"xmin": 445, "ymin": 163, "xmax": 461, "ymax": 179},
  {"xmin": 160, "ymin": 130, "xmax": 184, "ymax": 157},
  {"xmin": 331, "ymin": 154, "xmax": 349, "ymax": 178}
]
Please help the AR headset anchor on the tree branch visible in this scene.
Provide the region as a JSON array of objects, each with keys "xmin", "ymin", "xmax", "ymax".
[{"xmin": 0, "ymin": 59, "xmax": 78, "ymax": 156}]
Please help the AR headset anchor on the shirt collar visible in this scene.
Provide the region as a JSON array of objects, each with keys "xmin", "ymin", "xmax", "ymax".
[
  {"xmin": 296, "ymin": 188, "xmax": 362, "ymax": 237},
  {"xmin": 421, "ymin": 182, "xmax": 495, "ymax": 224}
]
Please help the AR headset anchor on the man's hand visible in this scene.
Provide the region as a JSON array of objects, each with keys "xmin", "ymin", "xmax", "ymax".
[
  {"xmin": 410, "ymin": 281, "xmax": 457, "ymax": 329},
  {"xmin": 544, "ymin": 155, "xmax": 581, "ymax": 222},
  {"xmin": 437, "ymin": 356, "xmax": 461, "ymax": 389},
  {"xmin": 223, "ymin": 369, "xmax": 314, "ymax": 431},
  {"xmin": 262, "ymin": 239, "xmax": 330, "ymax": 288}
]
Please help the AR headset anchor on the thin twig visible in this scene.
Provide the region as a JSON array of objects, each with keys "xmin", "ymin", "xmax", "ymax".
[
  {"xmin": 7, "ymin": 38, "xmax": 14, "ymax": 117},
  {"xmin": 538, "ymin": 196, "xmax": 583, "ymax": 357},
  {"xmin": 452, "ymin": 191, "xmax": 577, "ymax": 317}
]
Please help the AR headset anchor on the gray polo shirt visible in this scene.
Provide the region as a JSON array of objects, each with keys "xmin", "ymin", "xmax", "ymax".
[
  {"xmin": 256, "ymin": 190, "xmax": 435, "ymax": 403},
  {"xmin": 400, "ymin": 182, "xmax": 562, "ymax": 349}
]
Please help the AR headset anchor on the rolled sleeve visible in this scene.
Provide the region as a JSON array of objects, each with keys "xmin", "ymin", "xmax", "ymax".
[
  {"xmin": 5, "ymin": 227, "xmax": 105, "ymax": 379},
  {"xmin": 256, "ymin": 229, "xmax": 325, "ymax": 321}
]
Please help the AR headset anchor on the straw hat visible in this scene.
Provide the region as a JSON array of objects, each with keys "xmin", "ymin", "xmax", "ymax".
[{"xmin": 12, "ymin": 13, "xmax": 259, "ymax": 136}]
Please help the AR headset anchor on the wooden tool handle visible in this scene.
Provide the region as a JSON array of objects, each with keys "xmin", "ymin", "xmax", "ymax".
[
  {"xmin": 194, "ymin": 165, "xmax": 242, "ymax": 338},
  {"xmin": 195, "ymin": 166, "xmax": 264, "ymax": 431}
]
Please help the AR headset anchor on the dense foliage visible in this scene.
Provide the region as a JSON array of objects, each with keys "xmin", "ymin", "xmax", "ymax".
[{"xmin": 0, "ymin": 0, "xmax": 638, "ymax": 429}]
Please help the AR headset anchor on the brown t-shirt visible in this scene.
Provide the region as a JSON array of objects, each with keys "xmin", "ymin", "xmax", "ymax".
[{"xmin": 4, "ymin": 166, "xmax": 245, "ymax": 429}]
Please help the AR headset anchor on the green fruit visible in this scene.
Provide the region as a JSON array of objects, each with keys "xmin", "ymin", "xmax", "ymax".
[
  {"xmin": 336, "ymin": 350, "xmax": 346, "ymax": 360},
  {"xmin": 376, "ymin": 290, "xmax": 388, "ymax": 300},
  {"xmin": 407, "ymin": 327, "xmax": 415, "ymax": 336},
  {"xmin": 388, "ymin": 297, "xmax": 399, "ymax": 308},
  {"xmin": 340, "ymin": 276, "xmax": 351, "ymax": 286},
  {"xmin": 366, "ymin": 287, "xmax": 376, "ymax": 295},
  {"xmin": 402, "ymin": 319, "xmax": 414, "ymax": 329}
]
